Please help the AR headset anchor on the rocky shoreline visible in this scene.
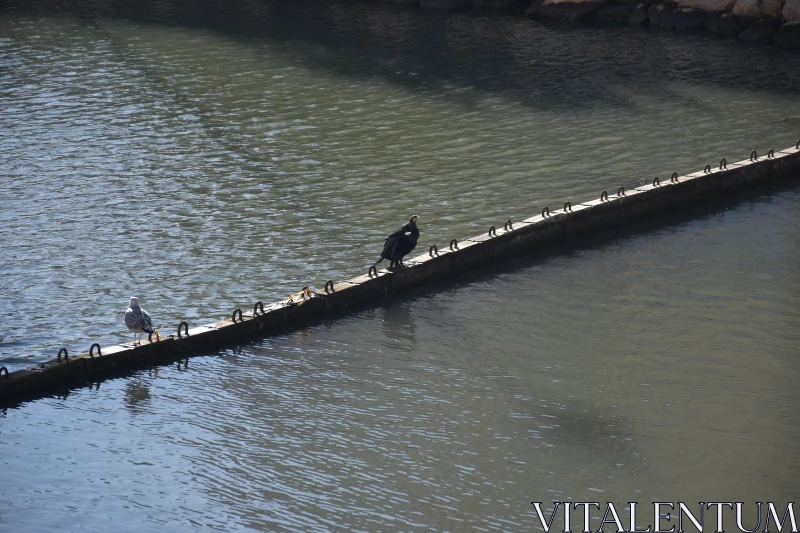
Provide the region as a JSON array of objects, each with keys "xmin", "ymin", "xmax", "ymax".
[{"xmin": 381, "ymin": 0, "xmax": 800, "ymax": 47}]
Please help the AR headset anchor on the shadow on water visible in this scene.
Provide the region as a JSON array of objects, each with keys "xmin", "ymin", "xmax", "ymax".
[{"xmin": 3, "ymin": 0, "xmax": 800, "ymax": 112}]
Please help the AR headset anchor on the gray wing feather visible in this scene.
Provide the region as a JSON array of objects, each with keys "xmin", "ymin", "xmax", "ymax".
[{"xmin": 125, "ymin": 307, "xmax": 153, "ymax": 332}]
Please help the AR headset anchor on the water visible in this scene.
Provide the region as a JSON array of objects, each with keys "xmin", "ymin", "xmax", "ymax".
[{"xmin": 1, "ymin": 1, "xmax": 799, "ymax": 531}]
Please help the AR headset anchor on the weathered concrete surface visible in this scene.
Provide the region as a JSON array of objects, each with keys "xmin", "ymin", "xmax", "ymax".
[{"xmin": 1, "ymin": 142, "xmax": 799, "ymax": 407}]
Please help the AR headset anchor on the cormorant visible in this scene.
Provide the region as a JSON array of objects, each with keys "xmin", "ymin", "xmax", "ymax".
[{"xmin": 373, "ymin": 215, "xmax": 420, "ymax": 271}]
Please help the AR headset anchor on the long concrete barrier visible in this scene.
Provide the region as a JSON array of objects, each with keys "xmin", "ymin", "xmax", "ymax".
[{"xmin": 1, "ymin": 142, "xmax": 799, "ymax": 406}]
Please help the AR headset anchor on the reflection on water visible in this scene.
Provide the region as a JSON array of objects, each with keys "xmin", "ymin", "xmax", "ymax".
[{"xmin": 1, "ymin": 0, "xmax": 799, "ymax": 531}]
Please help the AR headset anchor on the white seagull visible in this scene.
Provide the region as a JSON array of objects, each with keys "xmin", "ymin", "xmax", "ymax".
[{"xmin": 124, "ymin": 297, "xmax": 155, "ymax": 346}]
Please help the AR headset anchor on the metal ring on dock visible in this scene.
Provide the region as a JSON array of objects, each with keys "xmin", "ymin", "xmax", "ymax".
[
  {"xmin": 0, "ymin": 366, "xmax": 8, "ymax": 379},
  {"xmin": 89, "ymin": 343, "xmax": 101, "ymax": 358},
  {"xmin": 670, "ymin": 172, "xmax": 679, "ymax": 183},
  {"xmin": 58, "ymin": 348, "xmax": 69, "ymax": 362},
  {"xmin": 504, "ymin": 219, "xmax": 513, "ymax": 231},
  {"xmin": 704, "ymin": 164, "xmax": 711, "ymax": 173},
  {"xmin": 541, "ymin": 206, "xmax": 550, "ymax": 218},
  {"xmin": 232, "ymin": 309, "xmax": 243, "ymax": 323},
  {"xmin": 564, "ymin": 201, "xmax": 572, "ymax": 212},
  {"xmin": 324, "ymin": 281, "xmax": 334, "ymax": 294},
  {"xmin": 449, "ymin": 239, "xmax": 458, "ymax": 251},
  {"xmin": 368, "ymin": 265, "xmax": 378, "ymax": 278},
  {"xmin": 796, "ymin": 140, "xmax": 799, "ymax": 149},
  {"xmin": 254, "ymin": 301, "xmax": 265, "ymax": 315},
  {"xmin": 178, "ymin": 321, "xmax": 189, "ymax": 339},
  {"xmin": 750, "ymin": 150, "xmax": 758, "ymax": 161},
  {"xmin": 653, "ymin": 176, "xmax": 660, "ymax": 187},
  {"xmin": 429, "ymin": 244, "xmax": 438, "ymax": 257},
  {"xmin": 488, "ymin": 225, "xmax": 497, "ymax": 237},
  {"xmin": 768, "ymin": 149, "xmax": 775, "ymax": 158},
  {"xmin": 600, "ymin": 190, "xmax": 609, "ymax": 202},
  {"xmin": 719, "ymin": 158, "xmax": 727, "ymax": 170},
  {"xmin": 617, "ymin": 186, "xmax": 625, "ymax": 197}
]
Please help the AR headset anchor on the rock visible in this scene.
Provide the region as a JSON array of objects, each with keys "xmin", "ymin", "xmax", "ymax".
[
  {"xmin": 525, "ymin": 0, "xmax": 546, "ymax": 17},
  {"xmin": 647, "ymin": 3, "xmax": 675, "ymax": 25},
  {"xmin": 630, "ymin": 3, "xmax": 649, "ymax": 22},
  {"xmin": 738, "ymin": 19, "xmax": 779, "ymax": 42},
  {"xmin": 677, "ymin": 0, "xmax": 735, "ymax": 12},
  {"xmin": 419, "ymin": 0, "xmax": 467, "ymax": 9},
  {"xmin": 473, "ymin": 0, "xmax": 514, "ymax": 6},
  {"xmin": 657, "ymin": 7, "xmax": 708, "ymax": 28},
  {"xmin": 775, "ymin": 20, "xmax": 800, "ymax": 45},
  {"xmin": 540, "ymin": 0, "xmax": 608, "ymax": 19},
  {"xmin": 732, "ymin": 0, "xmax": 784, "ymax": 22},
  {"xmin": 704, "ymin": 12, "xmax": 743, "ymax": 35},
  {"xmin": 596, "ymin": 3, "xmax": 637, "ymax": 21},
  {"xmin": 783, "ymin": 0, "xmax": 800, "ymax": 20}
]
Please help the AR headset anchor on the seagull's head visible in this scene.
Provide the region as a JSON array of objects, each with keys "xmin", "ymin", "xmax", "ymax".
[{"xmin": 129, "ymin": 297, "xmax": 140, "ymax": 308}]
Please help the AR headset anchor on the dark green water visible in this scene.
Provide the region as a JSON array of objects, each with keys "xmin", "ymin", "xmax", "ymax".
[{"xmin": 1, "ymin": 1, "xmax": 799, "ymax": 531}]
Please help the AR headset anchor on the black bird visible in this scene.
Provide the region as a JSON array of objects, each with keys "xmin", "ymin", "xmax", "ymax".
[{"xmin": 373, "ymin": 215, "xmax": 420, "ymax": 271}]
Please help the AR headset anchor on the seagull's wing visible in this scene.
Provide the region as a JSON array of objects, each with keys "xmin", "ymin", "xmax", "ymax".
[
  {"xmin": 139, "ymin": 308, "xmax": 153, "ymax": 330},
  {"xmin": 124, "ymin": 308, "xmax": 137, "ymax": 331}
]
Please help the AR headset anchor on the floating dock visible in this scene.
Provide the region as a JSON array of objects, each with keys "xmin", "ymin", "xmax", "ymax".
[{"xmin": 1, "ymin": 143, "xmax": 799, "ymax": 406}]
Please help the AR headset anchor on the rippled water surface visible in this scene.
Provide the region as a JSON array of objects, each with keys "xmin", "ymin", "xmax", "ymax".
[{"xmin": 1, "ymin": 0, "xmax": 799, "ymax": 531}]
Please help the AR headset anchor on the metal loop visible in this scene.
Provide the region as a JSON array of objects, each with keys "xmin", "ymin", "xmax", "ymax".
[
  {"xmin": 488, "ymin": 225, "xmax": 497, "ymax": 237},
  {"xmin": 797, "ymin": 139, "xmax": 799, "ymax": 149},
  {"xmin": 324, "ymin": 280, "xmax": 334, "ymax": 294},
  {"xmin": 704, "ymin": 164, "xmax": 711, "ymax": 173},
  {"xmin": 600, "ymin": 190, "xmax": 609, "ymax": 202},
  {"xmin": 653, "ymin": 176, "xmax": 660, "ymax": 187},
  {"xmin": 768, "ymin": 148, "xmax": 775, "ymax": 158},
  {"xmin": 564, "ymin": 201, "xmax": 572, "ymax": 212},
  {"xmin": 178, "ymin": 321, "xmax": 189, "ymax": 339},
  {"xmin": 58, "ymin": 348, "xmax": 69, "ymax": 362},
  {"xmin": 449, "ymin": 239, "xmax": 458, "ymax": 251},
  {"xmin": 89, "ymin": 343, "xmax": 101, "ymax": 358},
  {"xmin": 0, "ymin": 366, "xmax": 7, "ymax": 379},
  {"xmin": 541, "ymin": 206, "xmax": 550, "ymax": 218},
  {"xmin": 750, "ymin": 150, "xmax": 758, "ymax": 161},
  {"xmin": 254, "ymin": 301, "xmax": 265, "ymax": 315},
  {"xmin": 670, "ymin": 172, "xmax": 679, "ymax": 183},
  {"xmin": 429, "ymin": 244, "xmax": 438, "ymax": 257},
  {"xmin": 504, "ymin": 219, "xmax": 513, "ymax": 231},
  {"xmin": 368, "ymin": 265, "xmax": 378, "ymax": 278},
  {"xmin": 617, "ymin": 186, "xmax": 625, "ymax": 197},
  {"xmin": 719, "ymin": 158, "xmax": 727, "ymax": 170},
  {"xmin": 232, "ymin": 309, "xmax": 243, "ymax": 323}
]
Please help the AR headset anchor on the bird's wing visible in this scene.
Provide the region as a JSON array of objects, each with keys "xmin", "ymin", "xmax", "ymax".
[{"xmin": 139, "ymin": 309, "xmax": 153, "ymax": 329}]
